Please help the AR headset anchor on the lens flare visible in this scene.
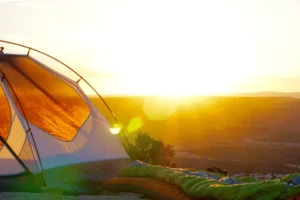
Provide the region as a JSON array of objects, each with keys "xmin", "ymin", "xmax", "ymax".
[
  {"xmin": 126, "ymin": 117, "xmax": 144, "ymax": 133},
  {"xmin": 143, "ymin": 97, "xmax": 178, "ymax": 120},
  {"xmin": 109, "ymin": 124, "xmax": 122, "ymax": 135}
]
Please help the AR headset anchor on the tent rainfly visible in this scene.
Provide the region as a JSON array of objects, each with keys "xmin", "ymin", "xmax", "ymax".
[{"xmin": 0, "ymin": 40, "xmax": 129, "ymax": 191}]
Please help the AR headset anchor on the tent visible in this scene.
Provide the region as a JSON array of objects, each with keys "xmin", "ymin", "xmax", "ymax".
[
  {"xmin": 0, "ymin": 40, "xmax": 129, "ymax": 192},
  {"xmin": 1, "ymin": 41, "xmax": 300, "ymax": 200}
]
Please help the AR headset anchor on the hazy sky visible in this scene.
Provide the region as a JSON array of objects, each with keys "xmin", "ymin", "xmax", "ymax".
[{"xmin": 1, "ymin": 0, "xmax": 300, "ymax": 95}]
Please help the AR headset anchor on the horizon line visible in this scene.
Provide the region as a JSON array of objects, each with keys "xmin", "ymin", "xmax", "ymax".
[{"xmin": 88, "ymin": 91, "xmax": 300, "ymax": 97}]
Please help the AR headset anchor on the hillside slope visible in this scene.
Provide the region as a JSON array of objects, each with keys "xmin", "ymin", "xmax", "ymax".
[{"xmin": 91, "ymin": 96, "xmax": 300, "ymax": 145}]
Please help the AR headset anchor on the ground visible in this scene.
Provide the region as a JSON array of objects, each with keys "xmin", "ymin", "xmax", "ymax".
[{"xmin": 0, "ymin": 192, "xmax": 149, "ymax": 200}]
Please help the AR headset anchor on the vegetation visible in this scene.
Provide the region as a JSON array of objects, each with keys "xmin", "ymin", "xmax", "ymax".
[{"xmin": 127, "ymin": 132, "xmax": 176, "ymax": 167}]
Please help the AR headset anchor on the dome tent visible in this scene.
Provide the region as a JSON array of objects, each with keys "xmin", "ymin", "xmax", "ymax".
[{"xmin": 0, "ymin": 40, "xmax": 129, "ymax": 193}]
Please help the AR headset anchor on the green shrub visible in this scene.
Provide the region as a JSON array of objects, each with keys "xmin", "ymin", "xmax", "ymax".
[{"xmin": 127, "ymin": 132, "xmax": 176, "ymax": 167}]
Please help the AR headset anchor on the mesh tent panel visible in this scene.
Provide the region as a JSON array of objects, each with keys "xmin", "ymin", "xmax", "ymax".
[
  {"xmin": 18, "ymin": 136, "xmax": 39, "ymax": 173},
  {"xmin": 0, "ymin": 145, "xmax": 24, "ymax": 175},
  {"xmin": 0, "ymin": 55, "xmax": 90, "ymax": 141}
]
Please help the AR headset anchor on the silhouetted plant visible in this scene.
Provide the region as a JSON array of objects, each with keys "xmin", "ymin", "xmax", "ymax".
[{"xmin": 128, "ymin": 132, "xmax": 176, "ymax": 167}]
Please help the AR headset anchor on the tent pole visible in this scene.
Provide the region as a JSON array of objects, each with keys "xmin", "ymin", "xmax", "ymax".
[
  {"xmin": 1, "ymin": 40, "xmax": 131, "ymax": 147},
  {"xmin": 0, "ymin": 136, "xmax": 31, "ymax": 174},
  {"xmin": 0, "ymin": 71, "xmax": 48, "ymax": 187},
  {"xmin": 0, "ymin": 40, "xmax": 118, "ymax": 123},
  {"xmin": 0, "ymin": 40, "xmax": 131, "ymax": 159},
  {"xmin": 0, "ymin": 135, "xmax": 47, "ymax": 188}
]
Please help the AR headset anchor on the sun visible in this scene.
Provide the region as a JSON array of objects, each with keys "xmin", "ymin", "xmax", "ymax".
[
  {"xmin": 121, "ymin": 68, "xmax": 243, "ymax": 97},
  {"xmin": 93, "ymin": 65, "xmax": 247, "ymax": 97},
  {"xmin": 87, "ymin": 0, "xmax": 259, "ymax": 97}
]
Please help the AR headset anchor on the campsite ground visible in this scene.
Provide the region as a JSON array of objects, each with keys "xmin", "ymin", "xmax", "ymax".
[{"xmin": 0, "ymin": 192, "xmax": 149, "ymax": 200}]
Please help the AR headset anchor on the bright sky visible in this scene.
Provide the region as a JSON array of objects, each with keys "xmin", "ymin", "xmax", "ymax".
[{"xmin": 1, "ymin": 0, "xmax": 300, "ymax": 96}]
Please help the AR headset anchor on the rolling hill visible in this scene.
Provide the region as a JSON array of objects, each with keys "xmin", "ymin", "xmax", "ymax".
[{"xmin": 91, "ymin": 96, "xmax": 300, "ymax": 145}]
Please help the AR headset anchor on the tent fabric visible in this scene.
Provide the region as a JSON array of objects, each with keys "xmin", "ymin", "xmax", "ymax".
[
  {"xmin": 0, "ymin": 83, "xmax": 32, "ymax": 176},
  {"xmin": 0, "ymin": 54, "xmax": 128, "ymax": 177},
  {"xmin": 0, "ymin": 84, "xmax": 10, "ymax": 146},
  {"xmin": 0, "ymin": 146, "xmax": 24, "ymax": 175},
  {"xmin": 0, "ymin": 55, "xmax": 90, "ymax": 141},
  {"xmin": 0, "ymin": 172, "xmax": 42, "ymax": 192},
  {"xmin": 18, "ymin": 136, "xmax": 39, "ymax": 173}
]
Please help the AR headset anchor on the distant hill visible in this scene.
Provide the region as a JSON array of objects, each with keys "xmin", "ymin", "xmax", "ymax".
[
  {"xmin": 229, "ymin": 91, "xmax": 300, "ymax": 98},
  {"xmin": 90, "ymin": 96, "xmax": 300, "ymax": 145},
  {"xmin": 91, "ymin": 91, "xmax": 300, "ymax": 98}
]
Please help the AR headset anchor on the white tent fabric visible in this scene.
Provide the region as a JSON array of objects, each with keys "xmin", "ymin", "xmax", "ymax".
[
  {"xmin": 0, "ymin": 54, "xmax": 129, "ymax": 177},
  {"xmin": 0, "ymin": 84, "xmax": 28, "ymax": 175}
]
